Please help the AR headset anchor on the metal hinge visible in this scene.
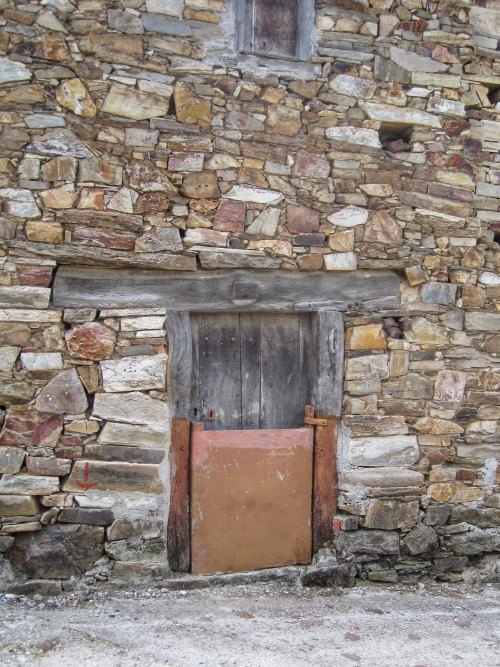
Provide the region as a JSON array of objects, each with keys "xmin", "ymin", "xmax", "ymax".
[{"xmin": 304, "ymin": 416, "xmax": 328, "ymax": 427}]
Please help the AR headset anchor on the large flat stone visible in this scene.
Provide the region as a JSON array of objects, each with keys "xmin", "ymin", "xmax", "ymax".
[
  {"xmin": 0, "ymin": 57, "xmax": 32, "ymax": 84},
  {"xmin": 98, "ymin": 421, "xmax": 168, "ymax": 447},
  {"xmin": 6, "ymin": 524, "xmax": 104, "ymax": 579},
  {"xmin": 66, "ymin": 322, "xmax": 116, "ymax": 361},
  {"xmin": 336, "ymin": 530, "xmax": 400, "ymax": 555},
  {"xmin": 0, "ymin": 474, "xmax": 60, "ymax": 495},
  {"xmin": 63, "ymin": 460, "xmax": 162, "ymax": 493},
  {"xmin": 0, "ymin": 346, "xmax": 20, "ymax": 373},
  {"xmin": 349, "ymin": 435, "xmax": 419, "ymax": 467},
  {"xmin": 363, "ymin": 102, "xmax": 441, "ymax": 129},
  {"xmin": 0, "ymin": 286, "xmax": 50, "ymax": 310},
  {"xmin": 326, "ymin": 127, "xmax": 381, "ymax": 148},
  {"xmin": 100, "ymin": 354, "xmax": 167, "ymax": 392},
  {"xmin": 389, "ymin": 46, "xmax": 448, "ymax": 73},
  {"xmin": 465, "ymin": 312, "xmax": 500, "ymax": 333},
  {"xmin": 340, "ymin": 467, "xmax": 424, "ymax": 488},
  {"xmin": 0, "ymin": 448, "xmax": 25, "ymax": 475},
  {"xmin": 101, "ymin": 86, "xmax": 169, "ymax": 121},
  {"xmin": 0, "ymin": 495, "xmax": 39, "ymax": 516},
  {"xmin": 328, "ymin": 206, "xmax": 369, "ymax": 228},
  {"xmin": 92, "ymin": 391, "xmax": 170, "ymax": 426},
  {"xmin": 364, "ymin": 499, "xmax": 419, "ymax": 530},
  {"xmin": 0, "ymin": 189, "xmax": 40, "ymax": 218},
  {"xmin": 0, "ymin": 410, "xmax": 63, "ymax": 447},
  {"xmin": 35, "ymin": 369, "xmax": 89, "ymax": 415},
  {"xmin": 345, "ymin": 354, "xmax": 389, "ymax": 381},
  {"xmin": 198, "ymin": 249, "xmax": 281, "ymax": 270},
  {"xmin": 225, "ymin": 186, "xmax": 283, "ymax": 205}
]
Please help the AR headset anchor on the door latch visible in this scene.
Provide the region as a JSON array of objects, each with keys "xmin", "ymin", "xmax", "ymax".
[{"xmin": 207, "ymin": 408, "xmax": 216, "ymax": 421}]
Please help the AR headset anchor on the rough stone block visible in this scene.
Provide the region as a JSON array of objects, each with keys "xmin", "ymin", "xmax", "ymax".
[
  {"xmin": 340, "ymin": 468, "xmax": 424, "ymax": 488},
  {"xmin": 6, "ymin": 524, "xmax": 104, "ymax": 579},
  {"xmin": 0, "ymin": 448, "xmax": 25, "ymax": 474},
  {"xmin": 364, "ymin": 499, "xmax": 419, "ymax": 530},
  {"xmin": 0, "ymin": 494, "xmax": 39, "ymax": 516},
  {"xmin": 93, "ymin": 391, "xmax": 169, "ymax": 426},
  {"xmin": 0, "ymin": 475, "xmax": 60, "ymax": 495},
  {"xmin": 25, "ymin": 457, "xmax": 72, "ymax": 476},
  {"xmin": 35, "ymin": 369, "xmax": 88, "ymax": 415},
  {"xmin": 100, "ymin": 354, "xmax": 167, "ymax": 392},
  {"xmin": 59, "ymin": 507, "xmax": 114, "ymax": 526},
  {"xmin": 345, "ymin": 354, "xmax": 389, "ymax": 381},
  {"xmin": 336, "ymin": 529, "xmax": 400, "ymax": 556},
  {"xmin": 404, "ymin": 524, "xmax": 439, "ymax": 555},
  {"xmin": 346, "ymin": 324, "xmax": 386, "ymax": 350},
  {"xmin": 63, "ymin": 461, "xmax": 162, "ymax": 494},
  {"xmin": 349, "ymin": 435, "xmax": 419, "ymax": 467}
]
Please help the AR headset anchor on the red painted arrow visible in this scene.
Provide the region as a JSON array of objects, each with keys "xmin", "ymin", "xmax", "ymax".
[{"xmin": 75, "ymin": 462, "xmax": 99, "ymax": 491}]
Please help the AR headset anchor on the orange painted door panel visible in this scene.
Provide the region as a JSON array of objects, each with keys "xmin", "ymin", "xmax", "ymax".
[{"xmin": 191, "ymin": 426, "xmax": 313, "ymax": 576}]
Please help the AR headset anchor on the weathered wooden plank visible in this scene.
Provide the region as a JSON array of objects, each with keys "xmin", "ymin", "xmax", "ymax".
[
  {"xmin": 165, "ymin": 311, "xmax": 191, "ymax": 418},
  {"xmin": 250, "ymin": 0, "xmax": 298, "ymax": 58},
  {"xmin": 312, "ymin": 311, "xmax": 344, "ymax": 417},
  {"xmin": 197, "ymin": 314, "xmax": 242, "ymax": 430},
  {"xmin": 167, "ymin": 417, "xmax": 191, "ymax": 573},
  {"xmin": 313, "ymin": 416, "xmax": 339, "ymax": 553},
  {"xmin": 240, "ymin": 313, "xmax": 261, "ymax": 430},
  {"xmin": 260, "ymin": 314, "xmax": 303, "ymax": 429},
  {"xmin": 53, "ymin": 266, "xmax": 400, "ymax": 312}
]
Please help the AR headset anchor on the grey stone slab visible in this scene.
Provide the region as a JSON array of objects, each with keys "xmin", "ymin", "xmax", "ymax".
[
  {"xmin": 141, "ymin": 13, "xmax": 192, "ymax": 36},
  {"xmin": 349, "ymin": 435, "xmax": 419, "ymax": 467}
]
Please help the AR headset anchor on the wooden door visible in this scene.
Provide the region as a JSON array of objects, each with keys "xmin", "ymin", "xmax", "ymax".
[
  {"xmin": 190, "ymin": 313, "xmax": 314, "ymax": 575},
  {"xmin": 190, "ymin": 313, "xmax": 312, "ymax": 430}
]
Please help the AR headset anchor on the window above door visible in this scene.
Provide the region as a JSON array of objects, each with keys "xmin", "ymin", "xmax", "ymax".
[{"xmin": 236, "ymin": 0, "xmax": 315, "ymax": 61}]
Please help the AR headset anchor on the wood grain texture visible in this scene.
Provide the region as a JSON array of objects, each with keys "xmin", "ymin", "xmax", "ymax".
[
  {"xmin": 244, "ymin": 0, "xmax": 298, "ymax": 58},
  {"xmin": 190, "ymin": 313, "xmax": 313, "ymax": 430},
  {"xmin": 197, "ymin": 313, "xmax": 242, "ymax": 430},
  {"xmin": 312, "ymin": 310, "xmax": 345, "ymax": 417},
  {"xmin": 167, "ymin": 417, "xmax": 191, "ymax": 573},
  {"xmin": 165, "ymin": 311, "xmax": 192, "ymax": 419},
  {"xmin": 260, "ymin": 314, "xmax": 303, "ymax": 429},
  {"xmin": 53, "ymin": 266, "xmax": 400, "ymax": 312},
  {"xmin": 313, "ymin": 415, "xmax": 339, "ymax": 552},
  {"xmin": 240, "ymin": 313, "xmax": 261, "ymax": 430}
]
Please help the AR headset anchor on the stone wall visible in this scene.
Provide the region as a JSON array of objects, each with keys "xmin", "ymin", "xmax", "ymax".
[{"xmin": 0, "ymin": 0, "xmax": 499, "ymax": 590}]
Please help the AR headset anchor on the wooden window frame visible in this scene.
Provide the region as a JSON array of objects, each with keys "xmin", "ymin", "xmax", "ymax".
[{"xmin": 235, "ymin": 0, "xmax": 316, "ymax": 62}]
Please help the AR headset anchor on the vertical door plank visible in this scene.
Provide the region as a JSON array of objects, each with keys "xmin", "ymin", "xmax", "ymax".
[
  {"xmin": 260, "ymin": 314, "xmax": 302, "ymax": 429},
  {"xmin": 240, "ymin": 313, "xmax": 261, "ymax": 430},
  {"xmin": 197, "ymin": 313, "xmax": 242, "ymax": 430},
  {"xmin": 313, "ymin": 311, "xmax": 344, "ymax": 417},
  {"xmin": 167, "ymin": 417, "xmax": 191, "ymax": 572},
  {"xmin": 189, "ymin": 314, "xmax": 200, "ymax": 422},
  {"xmin": 313, "ymin": 416, "xmax": 339, "ymax": 552},
  {"xmin": 253, "ymin": 0, "xmax": 298, "ymax": 57}
]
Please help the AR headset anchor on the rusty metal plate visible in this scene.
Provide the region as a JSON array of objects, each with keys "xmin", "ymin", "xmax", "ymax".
[{"xmin": 191, "ymin": 427, "xmax": 313, "ymax": 576}]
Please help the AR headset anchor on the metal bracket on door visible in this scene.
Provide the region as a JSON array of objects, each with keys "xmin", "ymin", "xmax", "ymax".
[{"xmin": 304, "ymin": 416, "xmax": 328, "ymax": 427}]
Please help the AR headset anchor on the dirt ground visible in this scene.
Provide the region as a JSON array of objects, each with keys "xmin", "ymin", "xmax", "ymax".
[{"xmin": 0, "ymin": 580, "xmax": 499, "ymax": 667}]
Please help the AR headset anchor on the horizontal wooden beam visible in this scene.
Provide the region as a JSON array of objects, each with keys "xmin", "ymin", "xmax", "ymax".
[{"xmin": 53, "ymin": 266, "xmax": 400, "ymax": 312}]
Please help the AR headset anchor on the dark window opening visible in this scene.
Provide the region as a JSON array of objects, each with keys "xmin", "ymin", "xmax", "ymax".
[
  {"xmin": 379, "ymin": 125, "xmax": 412, "ymax": 153},
  {"xmin": 493, "ymin": 232, "xmax": 500, "ymax": 246},
  {"xmin": 487, "ymin": 86, "xmax": 500, "ymax": 107}
]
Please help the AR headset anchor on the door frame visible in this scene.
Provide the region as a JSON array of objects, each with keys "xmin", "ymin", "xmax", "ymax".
[
  {"xmin": 52, "ymin": 266, "xmax": 401, "ymax": 573},
  {"xmin": 166, "ymin": 308, "xmax": 344, "ymax": 572}
]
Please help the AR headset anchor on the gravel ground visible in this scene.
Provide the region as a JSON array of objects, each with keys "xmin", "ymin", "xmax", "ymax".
[{"xmin": 0, "ymin": 581, "xmax": 499, "ymax": 667}]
